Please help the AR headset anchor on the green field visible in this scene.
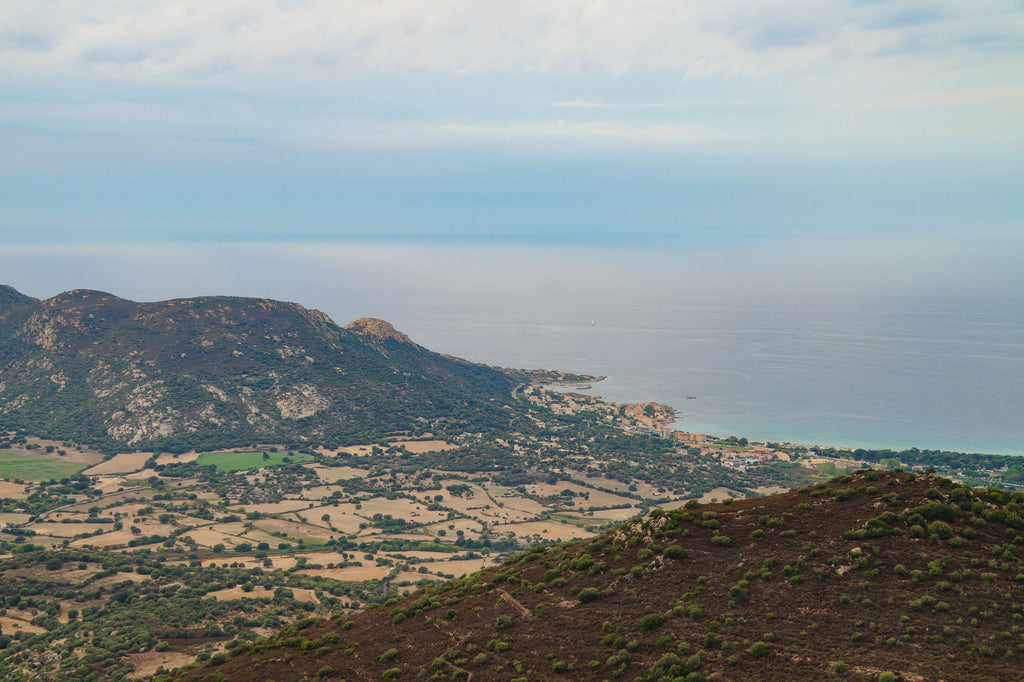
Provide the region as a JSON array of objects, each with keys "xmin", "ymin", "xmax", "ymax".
[
  {"xmin": 0, "ymin": 450, "xmax": 88, "ymax": 481},
  {"xmin": 195, "ymin": 451, "xmax": 314, "ymax": 472}
]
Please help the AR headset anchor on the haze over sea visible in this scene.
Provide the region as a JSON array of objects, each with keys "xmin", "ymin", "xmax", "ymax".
[{"xmin": 2, "ymin": 238, "xmax": 1021, "ymax": 457}]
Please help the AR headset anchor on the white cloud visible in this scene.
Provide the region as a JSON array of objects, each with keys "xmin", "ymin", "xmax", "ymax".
[
  {"xmin": 1, "ymin": 1, "xmax": 1021, "ymax": 164},
  {"xmin": 1, "ymin": 1, "xmax": 1021, "ymax": 81},
  {"xmin": 551, "ymin": 99, "xmax": 664, "ymax": 109}
]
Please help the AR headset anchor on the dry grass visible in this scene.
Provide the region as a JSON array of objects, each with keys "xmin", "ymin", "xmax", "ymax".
[
  {"xmin": 83, "ymin": 452, "xmax": 153, "ymax": 475},
  {"xmin": 154, "ymin": 451, "xmax": 204, "ymax": 465},
  {"xmin": 237, "ymin": 500, "xmax": 315, "ymax": 514},
  {"xmin": 0, "ymin": 615, "xmax": 44, "ymax": 635},
  {"xmin": 308, "ymin": 465, "xmax": 370, "ymax": 482},
  {"xmin": 127, "ymin": 650, "xmax": 196, "ymax": 679},
  {"xmin": 298, "ymin": 565, "xmax": 391, "ymax": 581},
  {"xmin": 491, "ymin": 519, "xmax": 595, "ymax": 542}
]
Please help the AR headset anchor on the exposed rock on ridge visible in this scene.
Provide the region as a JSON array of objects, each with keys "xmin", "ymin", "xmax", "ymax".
[{"xmin": 345, "ymin": 317, "xmax": 415, "ymax": 345}]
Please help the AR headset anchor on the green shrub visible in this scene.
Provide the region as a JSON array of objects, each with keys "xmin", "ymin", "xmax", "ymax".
[
  {"xmin": 487, "ymin": 639, "xmax": 510, "ymax": 653},
  {"xmin": 569, "ymin": 553, "xmax": 595, "ymax": 571},
  {"xmin": 729, "ymin": 580, "xmax": 750, "ymax": 604},
  {"xmin": 382, "ymin": 668, "xmax": 401, "ymax": 680},
  {"xmin": 578, "ymin": 587, "xmax": 601, "ymax": 604},
  {"xmin": 647, "ymin": 652, "xmax": 703, "ymax": 678},
  {"xmin": 377, "ymin": 648, "xmax": 399, "ymax": 662},
  {"xmin": 749, "ymin": 641, "xmax": 769, "ymax": 657},
  {"xmin": 664, "ymin": 545, "xmax": 687, "ymax": 559},
  {"xmin": 637, "ymin": 613, "xmax": 665, "ymax": 632},
  {"xmin": 495, "ymin": 615, "xmax": 514, "ymax": 630},
  {"xmin": 928, "ymin": 520, "xmax": 954, "ymax": 540}
]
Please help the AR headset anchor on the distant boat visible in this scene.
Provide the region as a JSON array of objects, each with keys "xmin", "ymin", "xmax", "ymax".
[{"xmin": 687, "ymin": 396, "xmax": 696, "ymax": 400}]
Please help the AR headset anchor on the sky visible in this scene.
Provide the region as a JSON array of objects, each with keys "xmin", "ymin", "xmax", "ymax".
[{"xmin": 1, "ymin": 0, "xmax": 1023, "ymax": 247}]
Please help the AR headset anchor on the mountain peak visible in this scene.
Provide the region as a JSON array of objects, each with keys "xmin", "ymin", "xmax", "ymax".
[
  {"xmin": 0, "ymin": 284, "xmax": 39, "ymax": 307},
  {"xmin": 344, "ymin": 317, "xmax": 413, "ymax": 345},
  {"xmin": 43, "ymin": 289, "xmax": 128, "ymax": 307}
]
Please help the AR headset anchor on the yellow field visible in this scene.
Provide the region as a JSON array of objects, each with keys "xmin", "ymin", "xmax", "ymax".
[
  {"xmin": 30, "ymin": 522, "xmax": 113, "ymax": 538},
  {"xmin": 293, "ymin": 505, "xmax": 366, "ymax": 534},
  {"xmin": 426, "ymin": 557, "xmax": 498, "ymax": 577},
  {"xmin": 250, "ymin": 518, "xmax": 336, "ymax": 543},
  {"xmin": 491, "ymin": 519, "xmax": 595, "ymax": 543},
  {"xmin": 308, "ymin": 465, "xmax": 370, "ymax": 482},
  {"xmin": 0, "ymin": 511, "xmax": 31, "ymax": 525},
  {"xmin": 154, "ymin": 451, "xmax": 204, "ymax": 465},
  {"xmin": 237, "ymin": 500, "xmax": 315, "ymax": 514},
  {"xmin": 0, "ymin": 615, "xmax": 45, "ymax": 635},
  {"xmin": 181, "ymin": 527, "xmax": 249, "ymax": 549},
  {"xmin": 83, "ymin": 452, "xmax": 153, "ymax": 475},
  {"xmin": 0, "ymin": 481, "xmax": 30, "ymax": 499},
  {"xmin": 349, "ymin": 496, "xmax": 448, "ymax": 525},
  {"xmin": 298, "ymin": 565, "xmax": 391, "ymax": 581},
  {"xmin": 128, "ymin": 650, "xmax": 196, "ymax": 679}
]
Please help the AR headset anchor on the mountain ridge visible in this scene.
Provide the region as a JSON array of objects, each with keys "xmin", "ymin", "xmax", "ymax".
[{"xmin": 0, "ymin": 286, "xmax": 515, "ymax": 452}]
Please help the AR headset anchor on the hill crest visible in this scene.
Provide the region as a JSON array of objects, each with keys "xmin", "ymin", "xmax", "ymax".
[
  {"xmin": 172, "ymin": 469, "xmax": 1024, "ymax": 681},
  {"xmin": 0, "ymin": 286, "xmax": 514, "ymax": 451}
]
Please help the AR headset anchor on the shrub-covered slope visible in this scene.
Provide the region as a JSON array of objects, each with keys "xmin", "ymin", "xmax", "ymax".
[
  {"xmin": 174, "ymin": 470, "xmax": 1024, "ymax": 681},
  {"xmin": 0, "ymin": 287, "xmax": 514, "ymax": 451}
]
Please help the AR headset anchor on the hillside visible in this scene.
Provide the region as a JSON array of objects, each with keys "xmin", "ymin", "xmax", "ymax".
[
  {"xmin": 0, "ymin": 286, "xmax": 515, "ymax": 451},
  {"xmin": 172, "ymin": 470, "xmax": 1024, "ymax": 681}
]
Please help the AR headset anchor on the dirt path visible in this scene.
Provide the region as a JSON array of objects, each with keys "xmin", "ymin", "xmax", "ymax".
[{"xmin": 496, "ymin": 588, "xmax": 533, "ymax": 619}]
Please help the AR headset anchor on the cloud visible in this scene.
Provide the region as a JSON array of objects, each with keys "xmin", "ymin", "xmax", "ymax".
[
  {"xmin": 551, "ymin": 98, "xmax": 664, "ymax": 109},
  {"xmin": 1, "ymin": 1, "xmax": 1021, "ymax": 82},
  {"xmin": 297, "ymin": 114, "xmax": 717, "ymax": 149}
]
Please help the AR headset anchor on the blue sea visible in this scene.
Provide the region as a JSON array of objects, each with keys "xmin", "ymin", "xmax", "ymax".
[
  {"xmin": 399, "ymin": 300, "xmax": 1024, "ymax": 456},
  {"xmin": 4, "ymin": 240, "xmax": 1023, "ymax": 456}
]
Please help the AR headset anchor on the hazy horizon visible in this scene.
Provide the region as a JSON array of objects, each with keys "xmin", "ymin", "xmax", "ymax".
[{"xmin": 2, "ymin": 2, "xmax": 1021, "ymax": 454}]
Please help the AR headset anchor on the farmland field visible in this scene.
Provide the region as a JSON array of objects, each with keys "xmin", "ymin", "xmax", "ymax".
[
  {"xmin": 194, "ymin": 450, "xmax": 313, "ymax": 472},
  {"xmin": 0, "ymin": 450, "xmax": 88, "ymax": 481}
]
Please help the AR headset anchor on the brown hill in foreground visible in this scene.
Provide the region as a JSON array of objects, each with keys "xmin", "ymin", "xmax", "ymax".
[{"xmin": 170, "ymin": 470, "xmax": 1024, "ymax": 681}]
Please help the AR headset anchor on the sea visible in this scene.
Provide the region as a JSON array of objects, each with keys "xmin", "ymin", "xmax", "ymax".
[
  {"xmin": 4, "ymin": 240, "xmax": 1023, "ymax": 457},
  {"xmin": 392, "ymin": 299, "xmax": 1024, "ymax": 457}
]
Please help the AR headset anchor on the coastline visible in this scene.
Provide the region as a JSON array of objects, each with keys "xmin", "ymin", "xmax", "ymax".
[{"xmin": 532, "ymin": 369, "xmax": 1019, "ymax": 458}]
